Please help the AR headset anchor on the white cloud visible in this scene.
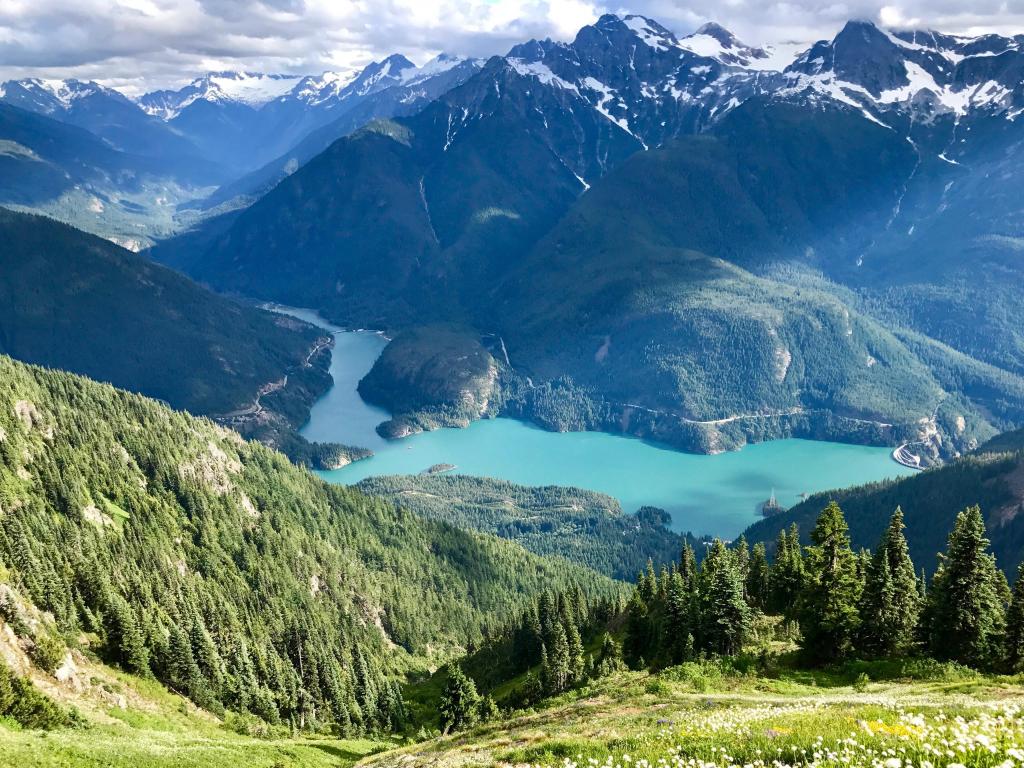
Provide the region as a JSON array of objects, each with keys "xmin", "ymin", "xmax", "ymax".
[{"xmin": 0, "ymin": 0, "xmax": 1022, "ymax": 93}]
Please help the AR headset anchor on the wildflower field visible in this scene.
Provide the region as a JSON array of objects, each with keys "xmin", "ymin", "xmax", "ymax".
[{"xmin": 366, "ymin": 664, "xmax": 1024, "ymax": 768}]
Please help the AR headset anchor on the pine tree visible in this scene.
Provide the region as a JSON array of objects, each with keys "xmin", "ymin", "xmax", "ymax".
[
  {"xmin": 1005, "ymin": 563, "xmax": 1024, "ymax": 673},
  {"xmin": 769, "ymin": 524, "xmax": 804, "ymax": 618},
  {"xmin": 662, "ymin": 571, "xmax": 691, "ymax": 664},
  {"xmin": 639, "ymin": 560, "xmax": 657, "ymax": 603},
  {"xmin": 106, "ymin": 593, "xmax": 150, "ymax": 676},
  {"xmin": 594, "ymin": 632, "xmax": 624, "ymax": 677},
  {"xmin": 438, "ymin": 663, "xmax": 480, "ymax": 734},
  {"xmin": 746, "ymin": 543, "xmax": 770, "ymax": 612},
  {"xmin": 733, "ymin": 535, "xmax": 750, "ymax": 587},
  {"xmin": 623, "ymin": 591, "xmax": 650, "ymax": 669},
  {"xmin": 564, "ymin": 611, "xmax": 585, "ymax": 686},
  {"xmin": 924, "ymin": 506, "xmax": 1007, "ymax": 669},
  {"xmin": 168, "ymin": 623, "xmax": 204, "ymax": 699},
  {"xmin": 700, "ymin": 539, "xmax": 751, "ymax": 656},
  {"xmin": 858, "ymin": 508, "xmax": 920, "ymax": 657},
  {"xmin": 679, "ymin": 541, "xmax": 698, "ymax": 592},
  {"xmin": 543, "ymin": 622, "xmax": 571, "ymax": 693},
  {"xmin": 798, "ymin": 502, "xmax": 862, "ymax": 663},
  {"xmin": 858, "ymin": 547, "xmax": 896, "ymax": 657}
]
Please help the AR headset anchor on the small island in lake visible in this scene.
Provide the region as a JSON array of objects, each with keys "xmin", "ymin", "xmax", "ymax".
[
  {"xmin": 422, "ymin": 463, "xmax": 457, "ymax": 475},
  {"xmin": 760, "ymin": 488, "xmax": 786, "ymax": 516}
]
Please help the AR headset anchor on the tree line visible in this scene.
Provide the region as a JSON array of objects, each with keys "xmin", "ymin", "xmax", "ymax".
[{"xmin": 625, "ymin": 502, "xmax": 1024, "ymax": 672}]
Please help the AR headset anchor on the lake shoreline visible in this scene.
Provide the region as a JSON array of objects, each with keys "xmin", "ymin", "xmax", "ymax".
[{"xmin": 265, "ymin": 304, "xmax": 915, "ymax": 537}]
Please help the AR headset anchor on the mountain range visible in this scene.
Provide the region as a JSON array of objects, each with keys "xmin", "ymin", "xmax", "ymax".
[
  {"xmin": 4, "ymin": 14, "xmax": 1024, "ymax": 462},
  {"xmin": 0, "ymin": 55, "xmax": 483, "ymax": 244},
  {"xmin": 154, "ymin": 14, "xmax": 1024, "ymax": 463}
]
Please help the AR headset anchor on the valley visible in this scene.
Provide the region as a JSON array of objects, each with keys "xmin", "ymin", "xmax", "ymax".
[{"xmin": 6, "ymin": 7, "xmax": 1024, "ymax": 768}]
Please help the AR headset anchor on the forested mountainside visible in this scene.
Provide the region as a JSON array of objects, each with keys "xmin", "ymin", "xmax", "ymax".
[
  {"xmin": 181, "ymin": 15, "xmax": 1024, "ymax": 462},
  {"xmin": 0, "ymin": 209, "xmax": 367, "ymax": 467},
  {"xmin": 744, "ymin": 446, "xmax": 1024, "ymax": 575},
  {"xmin": 0, "ymin": 209, "xmax": 327, "ymax": 417},
  {"xmin": 355, "ymin": 475, "xmax": 696, "ymax": 581},
  {"xmin": 0, "ymin": 354, "xmax": 619, "ymax": 730}
]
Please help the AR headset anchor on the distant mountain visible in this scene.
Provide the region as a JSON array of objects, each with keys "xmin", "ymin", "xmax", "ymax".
[
  {"xmin": 136, "ymin": 55, "xmax": 483, "ymax": 179},
  {"xmin": 138, "ymin": 71, "xmax": 305, "ymax": 119},
  {"xmin": 0, "ymin": 57, "xmax": 484, "ymax": 240},
  {"xmin": 183, "ymin": 15, "xmax": 1024, "ymax": 461},
  {"xmin": 0, "ymin": 208, "xmax": 327, "ymax": 421},
  {"xmin": 199, "ymin": 55, "xmax": 484, "ymax": 209},
  {"xmin": 0, "ymin": 102, "xmax": 215, "ymax": 248},
  {"xmin": 0, "ymin": 78, "xmax": 219, "ymax": 184}
]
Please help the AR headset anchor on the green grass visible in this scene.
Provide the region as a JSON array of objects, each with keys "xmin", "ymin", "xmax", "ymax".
[
  {"xmin": 0, "ymin": 665, "xmax": 393, "ymax": 768},
  {"xmin": 0, "ymin": 722, "xmax": 389, "ymax": 768},
  {"xmin": 366, "ymin": 666, "xmax": 1024, "ymax": 768}
]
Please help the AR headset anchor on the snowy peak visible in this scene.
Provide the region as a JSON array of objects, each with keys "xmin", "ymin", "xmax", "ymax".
[
  {"xmin": 138, "ymin": 72, "xmax": 304, "ymax": 118},
  {"xmin": 781, "ymin": 18, "xmax": 1024, "ymax": 118},
  {"xmin": 401, "ymin": 53, "xmax": 481, "ymax": 86},
  {"xmin": 349, "ymin": 54, "xmax": 417, "ymax": 96},
  {"xmin": 289, "ymin": 54, "xmax": 417, "ymax": 107},
  {"xmin": 621, "ymin": 15, "xmax": 683, "ymax": 52},
  {"xmin": 680, "ymin": 22, "xmax": 772, "ymax": 68},
  {"xmin": 0, "ymin": 78, "xmax": 126, "ymax": 114}
]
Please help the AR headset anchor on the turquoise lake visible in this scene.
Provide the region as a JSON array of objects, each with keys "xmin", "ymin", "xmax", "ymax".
[{"xmin": 283, "ymin": 307, "xmax": 915, "ymax": 538}]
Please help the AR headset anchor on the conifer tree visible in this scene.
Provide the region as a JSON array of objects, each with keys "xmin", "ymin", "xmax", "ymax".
[
  {"xmin": 769, "ymin": 524, "xmax": 804, "ymax": 618},
  {"xmin": 679, "ymin": 541, "xmax": 698, "ymax": 592},
  {"xmin": 700, "ymin": 539, "xmax": 751, "ymax": 656},
  {"xmin": 1005, "ymin": 563, "xmax": 1024, "ymax": 673},
  {"xmin": 594, "ymin": 632, "xmax": 625, "ymax": 677},
  {"xmin": 543, "ymin": 622, "xmax": 571, "ymax": 693},
  {"xmin": 438, "ymin": 663, "xmax": 480, "ymax": 734},
  {"xmin": 858, "ymin": 508, "xmax": 920, "ymax": 657},
  {"xmin": 923, "ymin": 506, "xmax": 1007, "ymax": 669},
  {"xmin": 733, "ymin": 535, "xmax": 750, "ymax": 586},
  {"xmin": 106, "ymin": 593, "xmax": 150, "ymax": 676},
  {"xmin": 564, "ymin": 610, "xmax": 585, "ymax": 686},
  {"xmin": 746, "ymin": 543, "xmax": 770, "ymax": 612},
  {"xmin": 168, "ymin": 623, "xmax": 204, "ymax": 700},
  {"xmin": 798, "ymin": 502, "xmax": 861, "ymax": 663},
  {"xmin": 624, "ymin": 591, "xmax": 650, "ymax": 668},
  {"xmin": 662, "ymin": 571, "xmax": 691, "ymax": 664}
]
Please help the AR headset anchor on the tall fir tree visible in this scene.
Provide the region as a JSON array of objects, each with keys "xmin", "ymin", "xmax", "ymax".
[
  {"xmin": 858, "ymin": 508, "xmax": 920, "ymax": 657},
  {"xmin": 923, "ymin": 506, "xmax": 1007, "ymax": 669},
  {"xmin": 1005, "ymin": 563, "xmax": 1024, "ymax": 673},
  {"xmin": 769, "ymin": 524, "xmax": 804, "ymax": 618},
  {"xmin": 700, "ymin": 539, "xmax": 751, "ymax": 656},
  {"xmin": 746, "ymin": 543, "xmax": 770, "ymax": 612},
  {"xmin": 623, "ymin": 590, "xmax": 650, "ymax": 669},
  {"xmin": 438, "ymin": 663, "xmax": 480, "ymax": 734},
  {"xmin": 798, "ymin": 502, "xmax": 862, "ymax": 663},
  {"xmin": 662, "ymin": 571, "xmax": 692, "ymax": 665}
]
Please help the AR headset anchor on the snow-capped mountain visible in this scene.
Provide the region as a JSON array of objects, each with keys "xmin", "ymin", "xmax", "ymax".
[
  {"xmin": 189, "ymin": 11, "xmax": 1024, "ymax": 317},
  {"xmin": 0, "ymin": 77, "xmax": 219, "ymax": 182},
  {"xmin": 129, "ymin": 54, "xmax": 483, "ymax": 174},
  {"xmin": 781, "ymin": 20, "xmax": 1024, "ymax": 124},
  {"xmin": 138, "ymin": 72, "xmax": 305, "ymax": 119},
  {"xmin": 0, "ymin": 78, "xmax": 123, "ymax": 114}
]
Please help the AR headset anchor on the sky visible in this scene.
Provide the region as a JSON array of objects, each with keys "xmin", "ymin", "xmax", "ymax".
[{"xmin": 1, "ymin": 0, "xmax": 1023, "ymax": 94}]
